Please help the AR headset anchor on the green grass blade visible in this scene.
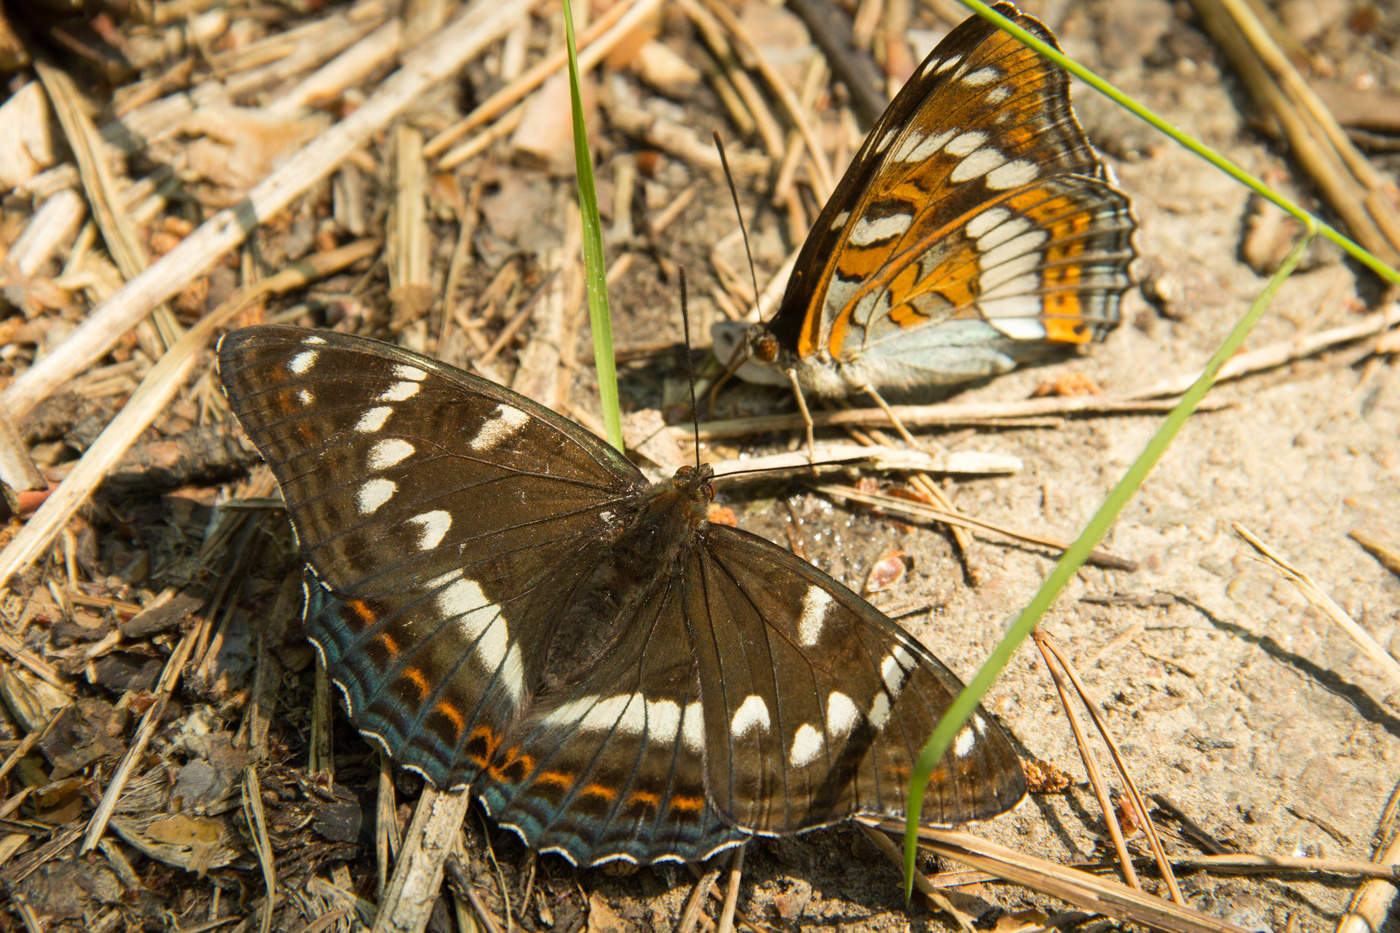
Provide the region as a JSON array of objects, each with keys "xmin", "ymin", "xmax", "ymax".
[
  {"xmin": 900, "ymin": 226, "xmax": 1316, "ymax": 899},
  {"xmin": 562, "ymin": 0, "xmax": 624, "ymax": 452}
]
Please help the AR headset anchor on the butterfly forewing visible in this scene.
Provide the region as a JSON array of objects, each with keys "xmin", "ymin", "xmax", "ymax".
[
  {"xmin": 691, "ymin": 526, "xmax": 1026, "ymax": 834},
  {"xmin": 217, "ymin": 327, "xmax": 646, "ymax": 782}
]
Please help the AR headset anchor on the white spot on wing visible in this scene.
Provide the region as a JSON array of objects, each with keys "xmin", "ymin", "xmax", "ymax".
[
  {"xmin": 974, "ymin": 215, "xmax": 1030, "ymax": 251},
  {"xmin": 798, "ymin": 587, "xmax": 834, "ymax": 647},
  {"xmin": 892, "ymin": 128, "xmax": 952, "ymax": 164},
  {"xmin": 950, "ymin": 148, "xmax": 1007, "ymax": 184},
  {"xmin": 356, "ymin": 406, "xmax": 393, "ymax": 433},
  {"xmin": 826, "ymin": 691, "xmax": 860, "ymax": 738},
  {"xmin": 985, "ymin": 85, "xmax": 1012, "ymax": 106},
  {"xmin": 873, "ymin": 127, "xmax": 899, "ymax": 154},
  {"xmin": 377, "ymin": 381, "xmax": 419, "ymax": 402},
  {"xmin": 470, "ymin": 404, "xmax": 531, "ymax": 451},
  {"xmin": 648, "ymin": 699, "xmax": 681, "ymax": 739},
  {"xmin": 368, "ymin": 438, "xmax": 414, "ymax": 470},
  {"xmin": 985, "ymin": 308, "xmax": 1048, "ymax": 336},
  {"xmin": 981, "ymin": 272, "xmax": 1039, "ymax": 299},
  {"xmin": 297, "ymin": 389, "xmax": 313, "ymax": 406},
  {"xmin": 541, "ymin": 693, "xmax": 680, "ymax": 738},
  {"xmin": 945, "ymin": 131, "xmax": 988, "ymax": 157},
  {"xmin": 980, "ymin": 251, "xmax": 1041, "ymax": 292},
  {"xmin": 302, "ymin": 335, "xmax": 327, "ymax": 345},
  {"xmin": 869, "ymin": 691, "xmax": 892, "ymax": 728},
  {"xmin": 682, "ymin": 700, "xmax": 705, "ymax": 753},
  {"xmin": 730, "ymin": 695, "xmax": 770, "ymax": 737},
  {"xmin": 607, "ymin": 694, "xmax": 647, "ymax": 734},
  {"xmin": 981, "ymin": 229, "xmax": 1049, "ymax": 271},
  {"xmin": 961, "ymin": 66, "xmax": 999, "ymax": 86},
  {"xmin": 953, "ymin": 725, "xmax": 977, "ymax": 758},
  {"xmin": 500, "ymin": 642, "xmax": 524, "ymax": 704},
  {"xmin": 828, "ymin": 209, "xmax": 851, "ymax": 230},
  {"xmin": 848, "ymin": 212, "xmax": 913, "ymax": 247},
  {"xmin": 986, "ymin": 160, "xmax": 1038, "ymax": 190},
  {"xmin": 434, "ymin": 574, "xmax": 516, "ymax": 702},
  {"xmin": 357, "ymin": 478, "xmax": 396, "ymax": 514},
  {"xmin": 393, "ymin": 364, "xmax": 428, "ymax": 381},
  {"xmin": 882, "ymin": 645, "xmax": 916, "ymax": 696},
  {"xmin": 789, "ymin": 723, "xmax": 824, "ymax": 768},
  {"xmin": 407, "ymin": 509, "xmax": 451, "ymax": 550},
  {"xmin": 289, "ymin": 350, "xmax": 317, "ymax": 374},
  {"xmin": 965, "ymin": 208, "xmax": 1011, "ymax": 240}
]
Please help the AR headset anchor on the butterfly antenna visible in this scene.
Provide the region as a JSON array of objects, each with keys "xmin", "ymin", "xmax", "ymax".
[
  {"xmin": 678, "ymin": 267, "xmax": 703, "ymax": 472},
  {"xmin": 713, "ymin": 132, "xmax": 763, "ymax": 320}
]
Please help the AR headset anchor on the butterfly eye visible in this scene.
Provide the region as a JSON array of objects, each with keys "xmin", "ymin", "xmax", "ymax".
[{"xmin": 754, "ymin": 333, "xmax": 780, "ymax": 363}]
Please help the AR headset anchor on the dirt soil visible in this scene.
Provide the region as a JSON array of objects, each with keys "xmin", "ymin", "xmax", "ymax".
[{"xmin": 0, "ymin": 0, "xmax": 1397, "ymax": 931}]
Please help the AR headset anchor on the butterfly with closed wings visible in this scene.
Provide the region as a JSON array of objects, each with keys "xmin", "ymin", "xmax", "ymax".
[
  {"xmin": 713, "ymin": 2, "xmax": 1136, "ymax": 399},
  {"xmin": 218, "ymin": 326, "xmax": 1027, "ymax": 866}
]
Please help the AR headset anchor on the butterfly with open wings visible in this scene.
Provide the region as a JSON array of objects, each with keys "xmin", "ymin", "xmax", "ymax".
[
  {"xmin": 218, "ymin": 326, "xmax": 1027, "ymax": 866},
  {"xmin": 713, "ymin": 2, "xmax": 1136, "ymax": 399}
]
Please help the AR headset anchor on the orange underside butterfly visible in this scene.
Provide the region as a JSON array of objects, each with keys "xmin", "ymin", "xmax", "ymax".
[{"xmin": 713, "ymin": 2, "xmax": 1137, "ymax": 400}]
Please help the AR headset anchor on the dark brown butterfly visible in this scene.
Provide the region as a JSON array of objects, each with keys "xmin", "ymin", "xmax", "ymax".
[{"xmin": 218, "ymin": 326, "xmax": 1026, "ymax": 865}]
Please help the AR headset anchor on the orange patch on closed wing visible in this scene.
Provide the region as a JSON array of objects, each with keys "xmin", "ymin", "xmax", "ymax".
[
  {"xmin": 346, "ymin": 599, "xmax": 377, "ymax": 627},
  {"xmin": 625, "ymin": 789, "xmax": 661, "ymax": 813},
  {"xmin": 466, "ymin": 724, "xmax": 501, "ymax": 767},
  {"xmin": 917, "ymin": 247, "xmax": 980, "ymax": 309},
  {"xmin": 401, "ymin": 666, "xmax": 429, "ymax": 701},
  {"xmin": 1043, "ymin": 297, "xmax": 1089, "ymax": 342},
  {"xmin": 1016, "ymin": 190, "xmax": 1097, "ymax": 343},
  {"xmin": 579, "ymin": 783, "xmax": 617, "ymax": 803},
  {"xmin": 374, "ymin": 631, "xmax": 399, "ymax": 657},
  {"xmin": 667, "ymin": 794, "xmax": 705, "ymax": 813},
  {"xmin": 888, "ymin": 304, "xmax": 928, "ymax": 328},
  {"xmin": 536, "ymin": 770, "xmax": 574, "ymax": 790},
  {"xmin": 271, "ymin": 388, "xmax": 298, "ymax": 414},
  {"xmin": 489, "ymin": 745, "xmax": 535, "ymax": 784},
  {"xmin": 430, "ymin": 701, "xmax": 464, "ymax": 741}
]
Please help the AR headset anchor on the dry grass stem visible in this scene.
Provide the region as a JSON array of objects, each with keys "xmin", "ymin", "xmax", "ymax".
[{"xmin": 1234, "ymin": 522, "xmax": 1400, "ymax": 689}]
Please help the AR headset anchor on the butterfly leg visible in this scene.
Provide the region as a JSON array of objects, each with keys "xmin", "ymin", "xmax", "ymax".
[
  {"xmin": 784, "ymin": 368, "xmax": 818, "ymax": 462},
  {"xmin": 861, "ymin": 384, "xmax": 921, "ymax": 449}
]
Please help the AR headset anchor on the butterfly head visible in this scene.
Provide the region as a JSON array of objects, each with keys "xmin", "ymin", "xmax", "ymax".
[
  {"xmin": 710, "ymin": 319, "xmax": 798, "ymax": 391},
  {"xmin": 670, "ymin": 462, "xmax": 717, "ymax": 505}
]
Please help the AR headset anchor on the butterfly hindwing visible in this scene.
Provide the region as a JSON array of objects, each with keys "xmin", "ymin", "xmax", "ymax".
[
  {"xmin": 471, "ymin": 565, "xmax": 747, "ymax": 864},
  {"xmin": 691, "ymin": 525, "xmax": 1026, "ymax": 834}
]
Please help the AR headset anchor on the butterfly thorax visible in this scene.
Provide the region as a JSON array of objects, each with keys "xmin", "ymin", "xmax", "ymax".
[{"xmin": 536, "ymin": 464, "xmax": 714, "ymax": 691}]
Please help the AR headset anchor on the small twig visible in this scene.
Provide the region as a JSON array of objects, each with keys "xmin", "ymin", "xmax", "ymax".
[
  {"xmin": 81, "ymin": 610, "xmax": 207, "ymax": 852},
  {"xmin": 897, "ymin": 825, "xmax": 1254, "ymax": 933},
  {"xmin": 691, "ymin": 393, "xmax": 1227, "ymax": 440},
  {"xmin": 242, "ymin": 766, "xmax": 277, "ymax": 933},
  {"xmin": 820, "ymin": 482, "xmax": 1135, "ymax": 571},
  {"xmin": 710, "ymin": 442, "xmax": 1020, "ymax": 479},
  {"xmin": 1034, "ymin": 633, "xmax": 1143, "ymax": 893},
  {"xmin": 431, "ymin": 0, "xmax": 663, "ymax": 166},
  {"xmin": 716, "ymin": 845, "xmax": 745, "ymax": 933},
  {"xmin": 371, "ymin": 786, "xmax": 474, "ymax": 933},
  {"xmin": 1235, "ymin": 522, "xmax": 1400, "ymax": 689},
  {"xmin": 1128, "ymin": 305, "xmax": 1398, "ymax": 399}
]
